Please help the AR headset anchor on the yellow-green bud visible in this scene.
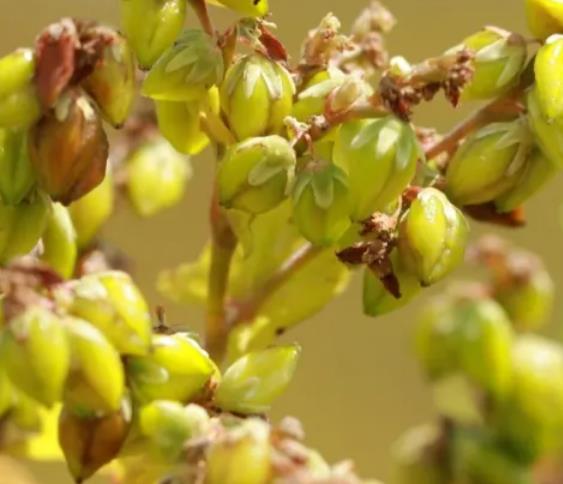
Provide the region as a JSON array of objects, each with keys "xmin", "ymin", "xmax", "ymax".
[
  {"xmin": 215, "ymin": 345, "xmax": 300, "ymax": 415},
  {"xmin": 0, "ymin": 128, "xmax": 35, "ymax": 205},
  {"xmin": 218, "ymin": 135, "xmax": 296, "ymax": 214},
  {"xmin": 1, "ymin": 306, "xmax": 70, "ymax": 406},
  {"xmin": 126, "ymin": 137, "xmax": 191, "ymax": 217},
  {"xmin": 0, "ymin": 48, "xmax": 41, "ymax": 129},
  {"xmin": 292, "ymin": 68, "xmax": 347, "ymax": 121},
  {"xmin": 64, "ymin": 271, "xmax": 152, "ymax": 355},
  {"xmin": 205, "ymin": 418, "xmax": 272, "ymax": 484},
  {"xmin": 525, "ymin": 0, "xmax": 563, "ymax": 40},
  {"xmin": 527, "ymin": 86, "xmax": 563, "ymax": 167},
  {"xmin": 445, "ymin": 119, "xmax": 532, "ymax": 206},
  {"xmin": 82, "ymin": 29, "xmax": 136, "ymax": 127},
  {"xmin": 120, "ymin": 0, "xmax": 186, "ymax": 69},
  {"xmin": 68, "ymin": 170, "xmax": 114, "ymax": 249},
  {"xmin": 40, "ymin": 203, "xmax": 77, "ymax": 279},
  {"xmin": 127, "ymin": 333, "xmax": 216, "ymax": 403},
  {"xmin": 292, "ymin": 161, "xmax": 351, "ymax": 246},
  {"xmin": 333, "ymin": 116, "xmax": 421, "ymax": 221},
  {"xmin": 212, "ymin": 0, "xmax": 269, "ymax": 16},
  {"xmin": 143, "ymin": 29, "xmax": 224, "ymax": 102},
  {"xmin": 220, "ymin": 54, "xmax": 295, "ymax": 140},
  {"xmin": 398, "ymin": 188, "xmax": 469, "ymax": 286},
  {"xmin": 535, "ymin": 34, "xmax": 563, "ymax": 126}
]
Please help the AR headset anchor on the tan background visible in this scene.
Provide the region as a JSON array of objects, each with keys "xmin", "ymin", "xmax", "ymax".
[{"xmin": 1, "ymin": 1, "xmax": 560, "ymax": 483}]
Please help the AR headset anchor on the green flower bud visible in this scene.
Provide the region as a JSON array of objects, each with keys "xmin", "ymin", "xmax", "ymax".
[
  {"xmin": 333, "ymin": 116, "xmax": 420, "ymax": 221},
  {"xmin": 0, "ymin": 193, "xmax": 50, "ymax": 264},
  {"xmin": 445, "ymin": 119, "xmax": 532, "ymax": 206},
  {"xmin": 0, "ymin": 128, "xmax": 35, "ymax": 205},
  {"xmin": 215, "ymin": 345, "xmax": 300, "ymax": 415},
  {"xmin": 68, "ymin": 171, "xmax": 114, "ymax": 249},
  {"xmin": 64, "ymin": 271, "xmax": 151, "ymax": 355},
  {"xmin": 292, "ymin": 161, "xmax": 351, "ymax": 246},
  {"xmin": 0, "ymin": 306, "xmax": 70, "ymax": 406},
  {"xmin": 206, "ymin": 418, "xmax": 272, "ymax": 484},
  {"xmin": 139, "ymin": 401, "xmax": 209, "ymax": 460},
  {"xmin": 82, "ymin": 29, "xmax": 136, "ymax": 127},
  {"xmin": 40, "ymin": 203, "xmax": 77, "ymax": 279},
  {"xmin": 363, "ymin": 251, "xmax": 421, "ymax": 317},
  {"xmin": 398, "ymin": 188, "xmax": 469, "ymax": 286},
  {"xmin": 536, "ymin": 35, "xmax": 563, "ymax": 126},
  {"xmin": 218, "ymin": 135, "xmax": 296, "ymax": 214},
  {"xmin": 525, "ymin": 0, "xmax": 563, "ymax": 40},
  {"xmin": 527, "ymin": 87, "xmax": 563, "ymax": 167},
  {"xmin": 63, "ymin": 318, "xmax": 125, "ymax": 414},
  {"xmin": 120, "ymin": 0, "xmax": 187, "ymax": 69},
  {"xmin": 126, "ymin": 137, "xmax": 191, "ymax": 217},
  {"xmin": 212, "ymin": 0, "xmax": 269, "ymax": 16},
  {"xmin": 59, "ymin": 403, "xmax": 130, "ymax": 482},
  {"xmin": 292, "ymin": 68, "xmax": 347, "ymax": 121},
  {"xmin": 29, "ymin": 91, "xmax": 109, "ymax": 205},
  {"xmin": 493, "ymin": 336, "xmax": 563, "ymax": 462},
  {"xmin": 143, "ymin": 29, "xmax": 224, "ymax": 102},
  {"xmin": 450, "ymin": 28, "xmax": 527, "ymax": 101},
  {"xmin": 0, "ymin": 48, "xmax": 41, "ymax": 128},
  {"xmin": 220, "ymin": 54, "xmax": 295, "ymax": 140},
  {"xmin": 127, "ymin": 333, "xmax": 216, "ymax": 403}
]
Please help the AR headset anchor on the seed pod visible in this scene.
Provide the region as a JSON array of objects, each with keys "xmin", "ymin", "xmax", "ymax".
[
  {"xmin": 220, "ymin": 54, "xmax": 295, "ymax": 140},
  {"xmin": 292, "ymin": 68, "xmax": 347, "ymax": 121},
  {"xmin": 143, "ymin": 29, "xmax": 224, "ymax": 102},
  {"xmin": 63, "ymin": 317, "xmax": 125, "ymax": 414},
  {"xmin": 64, "ymin": 271, "xmax": 151, "ymax": 355},
  {"xmin": 206, "ymin": 418, "xmax": 272, "ymax": 484},
  {"xmin": 40, "ymin": 203, "xmax": 77, "ymax": 279},
  {"xmin": 126, "ymin": 137, "xmax": 191, "ymax": 217},
  {"xmin": 0, "ymin": 193, "xmax": 50, "ymax": 264},
  {"xmin": 215, "ymin": 345, "xmax": 300, "ymax": 415},
  {"xmin": 0, "ymin": 128, "xmax": 35, "ymax": 205},
  {"xmin": 451, "ymin": 28, "xmax": 527, "ymax": 100},
  {"xmin": 527, "ymin": 87, "xmax": 563, "ymax": 167},
  {"xmin": 292, "ymin": 161, "xmax": 350, "ymax": 246},
  {"xmin": 0, "ymin": 306, "xmax": 70, "ymax": 407},
  {"xmin": 68, "ymin": 170, "xmax": 114, "ymax": 249},
  {"xmin": 0, "ymin": 48, "xmax": 41, "ymax": 128},
  {"xmin": 59, "ymin": 403, "xmax": 130, "ymax": 483},
  {"xmin": 218, "ymin": 135, "xmax": 296, "ymax": 214},
  {"xmin": 139, "ymin": 401, "xmax": 209, "ymax": 460},
  {"xmin": 445, "ymin": 119, "xmax": 532, "ymax": 206},
  {"xmin": 398, "ymin": 188, "xmax": 469, "ymax": 286},
  {"xmin": 29, "ymin": 90, "xmax": 109, "ymax": 205},
  {"xmin": 120, "ymin": 0, "xmax": 187, "ymax": 69},
  {"xmin": 82, "ymin": 28, "xmax": 136, "ymax": 127},
  {"xmin": 525, "ymin": 0, "xmax": 563, "ymax": 40},
  {"xmin": 127, "ymin": 333, "xmax": 216, "ymax": 403},
  {"xmin": 333, "ymin": 116, "xmax": 420, "ymax": 221},
  {"xmin": 211, "ymin": 0, "xmax": 269, "ymax": 16}
]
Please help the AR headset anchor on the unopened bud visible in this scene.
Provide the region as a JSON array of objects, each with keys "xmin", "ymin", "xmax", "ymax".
[
  {"xmin": 40, "ymin": 203, "xmax": 77, "ymax": 279},
  {"xmin": 292, "ymin": 68, "xmax": 347, "ymax": 121},
  {"xmin": 525, "ymin": 0, "xmax": 563, "ymax": 40},
  {"xmin": 535, "ymin": 34, "xmax": 563, "ymax": 126},
  {"xmin": 214, "ymin": 0, "xmax": 269, "ymax": 16},
  {"xmin": 0, "ymin": 128, "xmax": 35, "ymax": 205},
  {"xmin": 325, "ymin": 76, "xmax": 372, "ymax": 118},
  {"xmin": 527, "ymin": 86, "xmax": 563, "ymax": 167}
]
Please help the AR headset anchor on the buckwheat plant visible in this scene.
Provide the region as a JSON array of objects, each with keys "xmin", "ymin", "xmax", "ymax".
[{"xmin": 1, "ymin": 0, "xmax": 563, "ymax": 482}]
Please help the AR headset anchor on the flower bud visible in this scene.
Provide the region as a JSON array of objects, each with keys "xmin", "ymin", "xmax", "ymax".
[
  {"xmin": 139, "ymin": 401, "xmax": 209, "ymax": 460},
  {"xmin": 292, "ymin": 68, "xmax": 347, "ymax": 121},
  {"xmin": 213, "ymin": 0, "xmax": 269, "ymax": 16},
  {"xmin": 68, "ymin": 170, "xmax": 114, "ymax": 249},
  {"xmin": 143, "ymin": 29, "xmax": 224, "ymax": 102},
  {"xmin": 0, "ymin": 128, "xmax": 35, "ymax": 205},
  {"xmin": 220, "ymin": 54, "xmax": 295, "ymax": 140},
  {"xmin": 292, "ymin": 161, "xmax": 350, "ymax": 246},
  {"xmin": 0, "ymin": 49, "xmax": 41, "ymax": 128},
  {"xmin": 218, "ymin": 135, "xmax": 296, "ymax": 214},
  {"xmin": 126, "ymin": 137, "xmax": 191, "ymax": 217},
  {"xmin": 527, "ymin": 87, "xmax": 563, "ymax": 167},
  {"xmin": 536, "ymin": 35, "xmax": 563, "ymax": 124},
  {"xmin": 206, "ymin": 418, "xmax": 272, "ymax": 484},
  {"xmin": 120, "ymin": 0, "xmax": 186, "ymax": 69},
  {"xmin": 445, "ymin": 119, "xmax": 532, "ymax": 206},
  {"xmin": 333, "ymin": 116, "xmax": 420, "ymax": 221},
  {"xmin": 0, "ymin": 306, "xmax": 70, "ymax": 406},
  {"xmin": 451, "ymin": 28, "xmax": 527, "ymax": 101},
  {"xmin": 64, "ymin": 271, "xmax": 151, "ymax": 355},
  {"xmin": 29, "ymin": 90, "xmax": 109, "ymax": 205},
  {"xmin": 398, "ymin": 188, "xmax": 469, "ymax": 286},
  {"xmin": 215, "ymin": 345, "xmax": 300, "ymax": 415},
  {"xmin": 40, "ymin": 203, "xmax": 77, "ymax": 279},
  {"xmin": 63, "ymin": 318, "xmax": 125, "ymax": 414},
  {"xmin": 82, "ymin": 29, "xmax": 136, "ymax": 127},
  {"xmin": 127, "ymin": 333, "xmax": 216, "ymax": 403},
  {"xmin": 59, "ymin": 403, "xmax": 130, "ymax": 482},
  {"xmin": 525, "ymin": 0, "xmax": 563, "ymax": 40}
]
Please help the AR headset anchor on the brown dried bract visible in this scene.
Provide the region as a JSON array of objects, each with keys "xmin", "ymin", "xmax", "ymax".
[{"xmin": 463, "ymin": 203, "xmax": 526, "ymax": 228}]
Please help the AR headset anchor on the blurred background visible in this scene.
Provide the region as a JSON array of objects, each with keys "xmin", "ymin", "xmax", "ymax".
[{"xmin": 1, "ymin": 0, "xmax": 560, "ymax": 483}]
